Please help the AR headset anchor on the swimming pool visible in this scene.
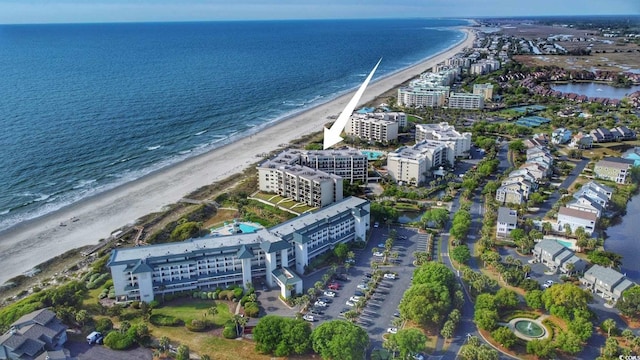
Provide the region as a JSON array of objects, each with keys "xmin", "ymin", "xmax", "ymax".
[
  {"xmin": 238, "ymin": 223, "xmax": 261, "ymax": 233},
  {"xmin": 361, "ymin": 150, "xmax": 385, "ymax": 160},
  {"xmin": 545, "ymin": 238, "xmax": 575, "ymax": 250}
]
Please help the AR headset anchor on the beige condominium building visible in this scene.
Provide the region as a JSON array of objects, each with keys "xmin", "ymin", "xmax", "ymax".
[
  {"xmin": 415, "ymin": 122, "xmax": 472, "ymax": 158},
  {"xmin": 397, "ymin": 86, "xmax": 449, "ymax": 107},
  {"xmin": 473, "ymin": 83, "xmax": 494, "ymax": 100},
  {"xmin": 387, "ymin": 140, "xmax": 452, "ymax": 186},
  {"xmin": 447, "ymin": 92, "xmax": 484, "ymax": 110}
]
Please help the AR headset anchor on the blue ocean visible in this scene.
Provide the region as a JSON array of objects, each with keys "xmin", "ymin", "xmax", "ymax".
[{"xmin": 0, "ymin": 19, "xmax": 466, "ymax": 231}]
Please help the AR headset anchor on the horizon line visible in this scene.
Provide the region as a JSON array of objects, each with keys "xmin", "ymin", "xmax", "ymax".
[{"xmin": 0, "ymin": 13, "xmax": 636, "ymax": 26}]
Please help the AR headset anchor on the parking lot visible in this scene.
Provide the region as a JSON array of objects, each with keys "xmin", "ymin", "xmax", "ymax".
[
  {"xmin": 300, "ymin": 225, "xmax": 422, "ymax": 348},
  {"xmin": 66, "ymin": 340, "xmax": 152, "ymax": 360}
]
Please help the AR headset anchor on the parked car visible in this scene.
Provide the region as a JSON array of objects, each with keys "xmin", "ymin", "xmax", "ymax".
[
  {"xmin": 393, "ymin": 311, "xmax": 401, "ymax": 317},
  {"xmin": 357, "ymin": 284, "xmax": 369, "ymax": 290},
  {"xmin": 328, "ymin": 283, "xmax": 341, "ymax": 290},
  {"xmin": 314, "ymin": 300, "xmax": 328, "ymax": 307},
  {"xmin": 319, "ymin": 297, "xmax": 333, "ymax": 303},
  {"xmin": 377, "ymin": 243, "xmax": 386, "ymax": 248},
  {"xmin": 364, "ymin": 272, "xmax": 372, "ymax": 278},
  {"xmin": 373, "ymin": 252, "xmax": 384, "ymax": 257},
  {"xmin": 387, "ymin": 327, "xmax": 398, "ymax": 334},
  {"xmin": 346, "ymin": 300, "xmax": 355, "ymax": 307},
  {"xmin": 86, "ymin": 331, "xmax": 103, "ymax": 345},
  {"xmin": 335, "ymin": 273, "xmax": 348, "ymax": 281},
  {"xmin": 384, "ymin": 273, "xmax": 397, "ymax": 280},
  {"xmin": 354, "ymin": 290, "xmax": 365, "ymax": 297},
  {"xmin": 303, "ymin": 314, "xmax": 316, "ymax": 322},
  {"xmin": 309, "ymin": 308, "xmax": 324, "ymax": 315},
  {"xmin": 323, "ymin": 290, "xmax": 336, "ymax": 297},
  {"xmin": 345, "ymin": 258, "xmax": 355, "ymax": 264},
  {"xmin": 349, "ymin": 296, "xmax": 362, "ymax": 302},
  {"xmin": 374, "ymin": 222, "xmax": 379, "ymax": 228}
]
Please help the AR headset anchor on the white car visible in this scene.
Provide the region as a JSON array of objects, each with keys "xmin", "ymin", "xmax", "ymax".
[
  {"xmin": 349, "ymin": 296, "xmax": 361, "ymax": 302},
  {"xmin": 357, "ymin": 284, "xmax": 369, "ymax": 290},
  {"xmin": 373, "ymin": 252, "xmax": 384, "ymax": 257},
  {"xmin": 387, "ymin": 327, "xmax": 398, "ymax": 334},
  {"xmin": 384, "ymin": 273, "xmax": 397, "ymax": 280},
  {"xmin": 346, "ymin": 300, "xmax": 355, "ymax": 307},
  {"xmin": 303, "ymin": 314, "xmax": 315, "ymax": 322},
  {"xmin": 314, "ymin": 301, "xmax": 328, "ymax": 307},
  {"xmin": 323, "ymin": 290, "xmax": 336, "ymax": 297},
  {"xmin": 374, "ymin": 222, "xmax": 379, "ymax": 228}
]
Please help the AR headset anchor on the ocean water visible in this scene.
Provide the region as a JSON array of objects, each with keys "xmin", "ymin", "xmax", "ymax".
[{"xmin": 0, "ymin": 19, "xmax": 466, "ymax": 231}]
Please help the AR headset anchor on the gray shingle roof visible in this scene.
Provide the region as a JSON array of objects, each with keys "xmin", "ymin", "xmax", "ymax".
[
  {"xmin": 584, "ymin": 264, "xmax": 626, "ymax": 287},
  {"xmin": 497, "ymin": 207, "xmax": 517, "ymax": 224}
]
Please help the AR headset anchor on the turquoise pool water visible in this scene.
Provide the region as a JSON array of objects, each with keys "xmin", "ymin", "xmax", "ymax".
[
  {"xmin": 239, "ymin": 223, "xmax": 261, "ymax": 233},
  {"xmin": 361, "ymin": 150, "xmax": 385, "ymax": 160},
  {"xmin": 546, "ymin": 238, "xmax": 574, "ymax": 249}
]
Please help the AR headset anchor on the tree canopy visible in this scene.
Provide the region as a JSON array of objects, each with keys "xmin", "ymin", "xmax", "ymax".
[
  {"xmin": 389, "ymin": 328, "xmax": 427, "ymax": 359},
  {"xmin": 399, "ymin": 282, "xmax": 452, "ymax": 328},
  {"xmin": 311, "ymin": 320, "xmax": 368, "ymax": 360},
  {"xmin": 253, "ymin": 315, "xmax": 312, "ymax": 356},
  {"xmin": 616, "ymin": 285, "xmax": 640, "ymax": 319}
]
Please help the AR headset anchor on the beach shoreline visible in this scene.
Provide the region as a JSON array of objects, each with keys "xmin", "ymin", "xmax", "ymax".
[{"xmin": 0, "ymin": 27, "xmax": 476, "ymax": 286}]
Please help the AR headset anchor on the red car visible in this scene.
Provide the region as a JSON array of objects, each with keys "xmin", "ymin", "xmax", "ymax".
[{"xmin": 328, "ymin": 283, "xmax": 340, "ymax": 290}]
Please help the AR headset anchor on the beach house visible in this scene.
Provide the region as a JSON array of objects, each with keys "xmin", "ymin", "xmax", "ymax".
[
  {"xmin": 594, "ymin": 157, "xmax": 635, "ymax": 184},
  {"xmin": 573, "ymin": 181, "xmax": 613, "ymax": 207},
  {"xmin": 556, "ymin": 206, "xmax": 597, "ymax": 235},
  {"xmin": 581, "ymin": 265, "xmax": 635, "ymax": 302},
  {"xmin": 533, "ymin": 240, "xmax": 586, "ymax": 274},
  {"xmin": 0, "ymin": 309, "xmax": 71, "ymax": 360},
  {"xmin": 496, "ymin": 207, "xmax": 517, "ymax": 238}
]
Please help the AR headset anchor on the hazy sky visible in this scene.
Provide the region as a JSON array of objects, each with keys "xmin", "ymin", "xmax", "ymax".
[{"xmin": 0, "ymin": 0, "xmax": 638, "ymax": 24}]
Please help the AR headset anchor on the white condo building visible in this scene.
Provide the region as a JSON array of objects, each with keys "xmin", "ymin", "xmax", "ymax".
[
  {"xmin": 108, "ymin": 197, "xmax": 370, "ymax": 302},
  {"xmin": 415, "ymin": 122, "xmax": 472, "ymax": 158},
  {"xmin": 345, "ymin": 112, "xmax": 407, "ymax": 144},
  {"xmin": 473, "ymin": 83, "xmax": 494, "ymax": 100},
  {"xmin": 447, "ymin": 93, "xmax": 484, "ymax": 110},
  {"xmin": 258, "ymin": 161, "xmax": 343, "ymax": 208},
  {"xmin": 386, "ymin": 140, "xmax": 453, "ymax": 185},
  {"xmin": 397, "ymin": 86, "xmax": 449, "ymax": 108},
  {"xmin": 262, "ymin": 149, "xmax": 368, "ymax": 184}
]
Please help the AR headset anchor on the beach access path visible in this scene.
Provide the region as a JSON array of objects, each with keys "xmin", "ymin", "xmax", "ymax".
[{"xmin": 0, "ymin": 28, "xmax": 476, "ymax": 285}]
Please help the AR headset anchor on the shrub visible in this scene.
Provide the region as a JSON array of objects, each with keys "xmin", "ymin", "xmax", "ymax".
[
  {"xmin": 222, "ymin": 323, "xmax": 237, "ymax": 339},
  {"xmin": 130, "ymin": 301, "xmax": 140, "ymax": 309},
  {"xmin": 233, "ymin": 288, "xmax": 244, "ymax": 299},
  {"xmin": 148, "ymin": 300, "xmax": 160, "ymax": 309},
  {"xmin": 200, "ymin": 293, "xmax": 208, "ymax": 300},
  {"xmin": 186, "ymin": 319, "xmax": 208, "ymax": 332},
  {"xmin": 95, "ymin": 318, "xmax": 114, "ymax": 333},
  {"xmin": 149, "ymin": 314, "xmax": 182, "ymax": 327},
  {"xmin": 103, "ymin": 331, "xmax": 135, "ymax": 350},
  {"xmin": 244, "ymin": 302, "xmax": 260, "ymax": 318},
  {"xmin": 192, "ymin": 291, "xmax": 200, "ymax": 299},
  {"xmin": 208, "ymin": 292, "xmax": 215, "ymax": 300}
]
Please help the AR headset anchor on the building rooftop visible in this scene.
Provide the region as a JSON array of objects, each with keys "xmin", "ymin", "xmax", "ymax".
[
  {"xmin": 497, "ymin": 207, "xmax": 517, "ymax": 224},
  {"xmin": 596, "ymin": 157, "xmax": 635, "ymax": 170},
  {"xmin": 558, "ymin": 206, "xmax": 598, "ymax": 222},
  {"xmin": 584, "ymin": 264, "xmax": 627, "ymax": 287}
]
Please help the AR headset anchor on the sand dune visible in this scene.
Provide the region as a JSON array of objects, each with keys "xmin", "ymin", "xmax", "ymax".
[{"xmin": 0, "ymin": 28, "xmax": 475, "ymax": 285}]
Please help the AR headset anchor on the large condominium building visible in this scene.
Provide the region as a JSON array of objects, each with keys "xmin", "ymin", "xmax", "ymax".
[
  {"xmin": 346, "ymin": 115, "xmax": 398, "ymax": 144},
  {"xmin": 108, "ymin": 197, "xmax": 370, "ymax": 302},
  {"xmin": 386, "ymin": 140, "xmax": 452, "ymax": 185},
  {"xmin": 409, "ymin": 68, "xmax": 459, "ymax": 88},
  {"xmin": 415, "ymin": 122, "xmax": 472, "ymax": 158},
  {"xmin": 469, "ymin": 59, "xmax": 501, "ymax": 75},
  {"xmin": 258, "ymin": 161, "xmax": 343, "ymax": 208},
  {"xmin": 397, "ymin": 87, "xmax": 449, "ymax": 107},
  {"xmin": 299, "ymin": 149, "xmax": 368, "ymax": 183},
  {"xmin": 447, "ymin": 93, "xmax": 484, "ymax": 110},
  {"xmin": 473, "ymin": 83, "xmax": 494, "ymax": 100},
  {"xmin": 263, "ymin": 149, "xmax": 367, "ymax": 184}
]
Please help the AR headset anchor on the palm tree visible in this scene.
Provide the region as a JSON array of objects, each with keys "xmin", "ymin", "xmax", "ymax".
[
  {"xmin": 314, "ymin": 281, "xmax": 324, "ymax": 292},
  {"xmin": 307, "ymin": 287, "xmax": 317, "ymax": 300},
  {"xmin": 542, "ymin": 222, "xmax": 552, "ymax": 235},
  {"xmin": 232, "ymin": 314, "xmax": 243, "ymax": 337},
  {"xmin": 207, "ymin": 304, "xmax": 218, "ymax": 318},
  {"xmin": 238, "ymin": 316, "xmax": 249, "ymax": 337},
  {"xmin": 159, "ymin": 336, "xmax": 170, "ymax": 353}
]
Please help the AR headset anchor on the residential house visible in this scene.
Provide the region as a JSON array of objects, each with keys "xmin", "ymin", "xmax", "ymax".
[
  {"xmin": 570, "ymin": 132, "xmax": 593, "ymax": 149},
  {"xmin": 590, "ymin": 127, "xmax": 615, "ymax": 143},
  {"xmin": 566, "ymin": 196, "xmax": 604, "ymax": 218},
  {"xmin": 508, "ymin": 169, "xmax": 538, "ymax": 185},
  {"xmin": 552, "ymin": 128, "xmax": 572, "ymax": 144},
  {"xmin": 0, "ymin": 309, "xmax": 71, "ymax": 360},
  {"xmin": 611, "ymin": 126, "xmax": 636, "ymax": 141},
  {"xmin": 573, "ymin": 181, "xmax": 613, "ymax": 207},
  {"xmin": 556, "ymin": 206, "xmax": 598, "ymax": 235},
  {"xmin": 496, "ymin": 207, "xmax": 517, "ymax": 238},
  {"xmin": 501, "ymin": 177, "xmax": 534, "ymax": 199},
  {"xmin": 533, "ymin": 239, "xmax": 587, "ymax": 274},
  {"xmin": 594, "ymin": 157, "xmax": 635, "ymax": 184},
  {"xmin": 496, "ymin": 183, "xmax": 525, "ymax": 205},
  {"xmin": 520, "ymin": 163, "xmax": 548, "ymax": 181},
  {"xmin": 581, "ymin": 264, "xmax": 635, "ymax": 302}
]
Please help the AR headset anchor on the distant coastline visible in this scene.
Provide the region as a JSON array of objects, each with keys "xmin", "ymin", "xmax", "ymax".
[{"xmin": 0, "ymin": 25, "xmax": 475, "ymax": 285}]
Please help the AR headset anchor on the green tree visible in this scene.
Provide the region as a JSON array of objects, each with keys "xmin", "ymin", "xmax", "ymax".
[
  {"xmin": 412, "ymin": 262, "xmax": 456, "ymax": 290},
  {"xmin": 451, "ymin": 245, "xmax": 471, "ymax": 264},
  {"xmin": 601, "ymin": 318, "xmax": 618, "ymax": 338},
  {"xmin": 311, "ymin": 320, "xmax": 368, "ymax": 360},
  {"xmin": 399, "ymin": 283, "xmax": 451, "ymax": 328},
  {"xmin": 526, "ymin": 338, "xmax": 556, "ymax": 359},
  {"xmin": 509, "ymin": 228, "xmax": 526, "ymax": 242},
  {"xmin": 253, "ymin": 315, "xmax": 312, "ymax": 356},
  {"xmin": 440, "ymin": 320, "xmax": 455, "ymax": 341},
  {"xmin": 393, "ymin": 328, "xmax": 427, "ymax": 359},
  {"xmin": 491, "ymin": 326, "xmax": 517, "ymax": 349},
  {"xmin": 421, "ymin": 208, "xmax": 449, "ymax": 229},
  {"xmin": 508, "ymin": 139, "xmax": 525, "ymax": 153},
  {"xmin": 541, "ymin": 283, "xmax": 592, "ymax": 320},
  {"xmin": 333, "ymin": 243, "xmax": 349, "ymax": 260},
  {"xmin": 494, "ymin": 288, "xmax": 519, "ymax": 310},
  {"xmin": 617, "ymin": 285, "xmax": 640, "ymax": 319},
  {"xmin": 159, "ymin": 336, "xmax": 170, "ymax": 352},
  {"xmin": 555, "ymin": 331, "xmax": 583, "ymax": 355},
  {"xmin": 525, "ymin": 290, "xmax": 544, "ymax": 310},
  {"xmin": 474, "ymin": 308, "xmax": 499, "ymax": 331}
]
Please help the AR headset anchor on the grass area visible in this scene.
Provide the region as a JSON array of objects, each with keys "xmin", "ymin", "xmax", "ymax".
[
  {"xmin": 395, "ymin": 202, "xmax": 421, "ymax": 211},
  {"xmin": 203, "ymin": 209, "xmax": 240, "ymax": 229},
  {"xmin": 243, "ymin": 200, "xmax": 296, "ymax": 227},
  {"xmin": 153, "ymin": 299, "xmax": 232, "ymax": 326},
  {"xmin": 248, "ymin": 192, "xmax": 317, "ymax": 215}
]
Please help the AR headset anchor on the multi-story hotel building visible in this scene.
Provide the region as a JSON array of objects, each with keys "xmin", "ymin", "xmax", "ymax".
[
  {"xmin": 346, "ymin": 115, "xmax": 398, "ymax": 144},
  {"xmin": 473, "ymin": 83, "xmax": 494, "ymax": 101},
  {"xmin": 108, "ymin": 197, "xmax": 370, "ymax": 302},
  {"xmin": 262, "ymin": 149, "xmax": 367, "ymax": 184},
  {"xmin": 415, "ymin": 122, "xmax": 472, "ymax": 158},
  {"xmin": 447, "ymin": 93, "xmax": 484, "ymax": 110},
  {"xmin": 397, "ymin": 87, "xmax": 449, "ymax": 108},
  {"xmin": 257, "ymin": 162, "xmax": 343, "ymax": 208},
  {"xmin": 386, "ymin": 140, "xmax": 452, "ymax": 185}
]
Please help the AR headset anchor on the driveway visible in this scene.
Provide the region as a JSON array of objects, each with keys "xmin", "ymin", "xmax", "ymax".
[{"xmin": 66, "ymin": 340, "xmax": 152, "ymax": 360}]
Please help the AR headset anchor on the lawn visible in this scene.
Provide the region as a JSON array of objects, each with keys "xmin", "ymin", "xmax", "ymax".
[
  {"xmin": 153, "ymin": 299, "xmax": 232, "ymax": 326},
  {"xmin": 203, "ymin": 209, "xmax": 240, "ymax": 229}
]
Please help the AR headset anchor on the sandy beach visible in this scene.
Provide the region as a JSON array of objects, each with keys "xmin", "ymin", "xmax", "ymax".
[{"xmin": 0, "ymin": 28, "xmax": 475, "ymax": 285}]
